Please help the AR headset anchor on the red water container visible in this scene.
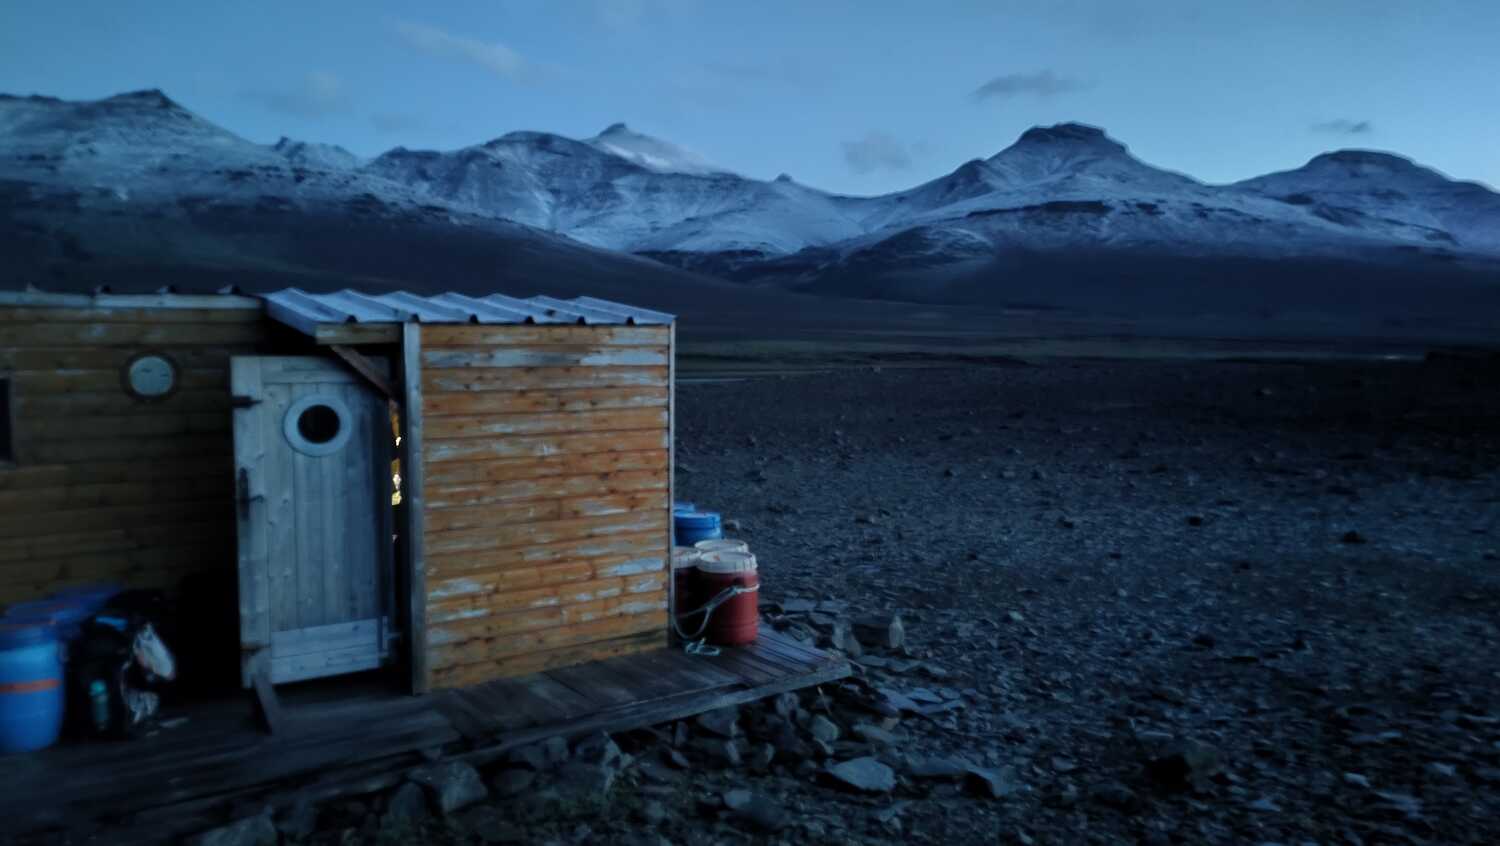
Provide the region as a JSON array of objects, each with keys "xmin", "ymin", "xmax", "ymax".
[
  {"xmin": 694, "ymin": 551, "xmax": 759, "ymax": 646},
  {"xmin": 671, "ymin": 547, "xmax": 701, "ymax": 621}
]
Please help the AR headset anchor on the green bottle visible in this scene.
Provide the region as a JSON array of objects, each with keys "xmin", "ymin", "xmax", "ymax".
[{"xmin": 89, "ymin": 680, "xmax": 110, "ymax": 733}]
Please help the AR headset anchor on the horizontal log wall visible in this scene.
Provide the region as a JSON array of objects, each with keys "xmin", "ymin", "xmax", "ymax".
[
  {"xmin": 420, "ymin": 324, "xmax": 672, "ymax": 689},
  {"xmin": 0, "ymin": 304, "xmax": 272, "ymax": 604}
]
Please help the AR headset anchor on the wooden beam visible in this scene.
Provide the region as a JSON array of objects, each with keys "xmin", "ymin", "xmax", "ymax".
[
  {"xmin": 400, "ymin": 323, "xmax": 429, "ymax": 695},
  {"xmin": 250, "ymin": 656, "xmax": 285, "ymax": 735},
  {"xmin": 315, "ymin": 324, "xmax": 401, "ymax": 346},
  {"xmin": 329, "ymin": 345, "xmax": 395, "ymax": 399},
  {"xmin": 230, "ymin": 357, "xmax": 270, "ymax": 689}
]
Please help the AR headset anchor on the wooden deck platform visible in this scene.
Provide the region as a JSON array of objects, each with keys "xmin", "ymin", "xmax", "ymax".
[{"xmin": 4, "ymin": 629, "xmax": 847, "ymax": 844}]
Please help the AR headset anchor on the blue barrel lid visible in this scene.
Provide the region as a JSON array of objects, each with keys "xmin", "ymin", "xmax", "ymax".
[
  {"xmin": 0, "ymin": 620, "xmax": 57, "ymax": 649},
  {"xmin": 673, "ymin": 501, "xmax": 697, "ymax": 512},
  {"xmin": 4, "ymin": 599, "xmax": 90, "ymax": 627},
  {"xmin": 674, "ymin": 510, "xmax": 721, "ymax": 528}
]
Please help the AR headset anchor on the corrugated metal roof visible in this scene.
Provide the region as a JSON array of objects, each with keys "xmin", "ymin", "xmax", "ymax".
[{"xmin": 261, "ymin": 288, "xmax": 674, "ymax": 337}]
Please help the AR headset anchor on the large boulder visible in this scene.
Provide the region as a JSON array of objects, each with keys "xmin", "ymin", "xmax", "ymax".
[
  {"xmin": 409, "ymin": 761, "xmax": 489, "ymax": 815},
  {"xmin": 826, "ymin": 757, "xmax": 897, "ymax": 793}
]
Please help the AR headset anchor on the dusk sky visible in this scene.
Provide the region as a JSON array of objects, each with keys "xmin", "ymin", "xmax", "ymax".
[{"xmin": 1, "ymin": 0, "xmax": 1496, "ymax": 195}]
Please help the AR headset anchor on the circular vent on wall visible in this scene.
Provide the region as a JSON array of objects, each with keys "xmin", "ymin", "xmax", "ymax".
[{"xmin": 283, "ymin": 395, "xmax": 353, "ymax": 456}]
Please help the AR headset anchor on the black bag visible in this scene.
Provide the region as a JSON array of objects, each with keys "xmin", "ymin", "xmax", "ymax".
[{"xmin": 66, "ymin": 595, "xmax": 177, "ymax": 740}]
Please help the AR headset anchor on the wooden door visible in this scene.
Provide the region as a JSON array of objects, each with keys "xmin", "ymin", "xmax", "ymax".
[{"xmin": 232, "ymin": 356, "xmax": 395, "ymax": 686}]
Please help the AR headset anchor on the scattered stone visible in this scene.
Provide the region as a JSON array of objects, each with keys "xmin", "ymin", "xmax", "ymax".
[
  {"xmin": 808, "ymin": 714, "xmax": 841, "ymax": 743},
  {"xmin": 1344, "ymin": 772, "xmax": 1371, "ymax": 788},
  {"xmin": 723, "ymin": 790, "xmax": 787, "ymax": 832},
  {"xmin": 826, "ymin": 757, "xmax": 897, "ymax": 793},
  {"xmin": 853, "ymin": 723, "xmax": 898, "ymax": 745},
  {"xmin": 772, "ymin": 692, "xmax": 800, "ymax": 718},
  {"xmin": 1006, "ymin": 611, "xmax": 1025, "ymax": 624},
  {"xmin": 1091, "ymin": 781, "xmax": 1140, "ymax": 811},
  {"xmin": 573, "ymin": 732, "xmax": 623, "ymax": 768},
  {"xmin": 695, "ymin": 706, "xmax": 740, "ymax": 738},
  {"xmin": 489, "ymin": 768, "xmax": 536, "ymax": 798},
  {"xmin": 187, "ymin": 813, "xmax": 278, "ymax": 846},
  {"xmin": 1186, "ymin": 515, "xmax": 1205, "ymax": 526},
  {"xmin": 506, "ymin": 736, "xmax": 570, "ymax": 771},
  {"xmin": 1247, "ymin": 797, "xmax": 1282, "ymax": 812},
  {"xmin": 661, "ymin": 747, "xmax": 691, "ymax": 770},
  {"xmin": 1426, "ymin": 762, "xmax": 1458, "ymax": 780},
  {"xmin": 1146, "ymin": 741, "xmax": 1220, "ymax": 790},
  {"xmin": 851, "ymin": 613, "xmax": 905, "ymax": 651},
  {"xmin": 690, "ymin": 737, "xmax": 743, "ymax": 767},
  {"xmin": 382, "ymin": 783, "xmax": 431, "ymax": 827},
  {"xmin": 275, "ymin": 800, "xmax": 318, "ymax": 841},
  {"xmin": 749, "ymin": 743, "xmax": 776, "ymax": 771},
  {"xmin": 639, "ymin": 800, "xmax": 669, "ymax": 826},
  {"xmin": 965, "ymin": 766, "xmax": 1018, "ymax": 798},
  {"xmin": 905, "ymin": 754, "xmax": 970, "ymax": 779},
  {"xmin": 408, "ymin": 761, "xmax": 487, "ymax": 815},
  {"xmin": 553, "ymin": 760, "xmax": 617, "ymax": 803},
  {"xmin": 1341, "ymin": 530, "xmax": 1367, "ymax": 544}
]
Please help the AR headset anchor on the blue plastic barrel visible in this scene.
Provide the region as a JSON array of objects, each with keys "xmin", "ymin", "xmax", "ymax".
[
  {"xmin": 673, "ymin": 501, "xmax": 697, "ymax": 515},
  {"xmin": 4, "ymin": 599, "xmax": 92, "ymax": 643},
  {"xmin": 674, "ymin": 510, "xmax": 723, "ymax": 547},
  {"xmin": 0, "ymin": 621, "xmax": 65, "ymax": 753}
]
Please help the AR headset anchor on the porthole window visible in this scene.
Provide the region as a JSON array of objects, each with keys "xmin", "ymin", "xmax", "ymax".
[{"xmin": 283, "ymin": 395, "xmax": 353, "ymax": 456}]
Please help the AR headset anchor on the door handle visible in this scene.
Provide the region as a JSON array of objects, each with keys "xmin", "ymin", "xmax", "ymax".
[{"xmin": 237, "ymin": 467, "xmax": 264, "ymax": 517}]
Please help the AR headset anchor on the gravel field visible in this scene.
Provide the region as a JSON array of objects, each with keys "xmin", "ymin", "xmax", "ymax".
[
  {"xmin": 284, "ymin": 354, "xmax": 1500, "ymax": 846},
  {"xmin": 661, "ymin": 356, "xmax": 1500, "ymax": 845}
]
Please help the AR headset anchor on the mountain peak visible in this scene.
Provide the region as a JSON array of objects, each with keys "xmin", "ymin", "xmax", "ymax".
[
  {"xmin": 1309, "ymin": 149, "xmax": 1418, "ymax": 170},
  {"xmin": 104, "ymin": 89, "xmax": 184, "ymax": 110},
  {"xmin": 584, "ymin": 124, "xmax": 730, "ymax": 177},
  {"xmin": 1014, "ymin": 122, "xmax": 1123, "ymax": 151}
]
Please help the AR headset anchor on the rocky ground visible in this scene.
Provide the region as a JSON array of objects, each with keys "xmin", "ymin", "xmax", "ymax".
[{"xmin": 261, "ymin": 353, "xmax": 1499, "ymax": 846}]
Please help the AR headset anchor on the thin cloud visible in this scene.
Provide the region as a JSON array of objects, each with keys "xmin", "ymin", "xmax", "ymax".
[
  {"xmin": 244, "ymin": 71, "xmax": 348, "ymax": 118},
  {"xmin": 842, "ymin": 131, "xmax": 916, "ymax": 175},
  {"xmin": 971, "ymin": 70, "xmax": 1089, "ymax": 102},
  {"xmin": 1311, "ymin": 118, "xmax": 1373, "ymax": 135},
  {"xmin": 392, "ymin": 20, "xmax": 527, "ymax": 81}
]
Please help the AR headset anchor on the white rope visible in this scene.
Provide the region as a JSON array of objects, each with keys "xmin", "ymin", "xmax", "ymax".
[{"xmin": 672, "ymin": 581, "xmax": 761, "ymax": 647}]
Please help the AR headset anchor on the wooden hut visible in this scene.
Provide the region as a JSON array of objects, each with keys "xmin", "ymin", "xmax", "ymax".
[
  {"xmin": 1, "ymin": 287, "xmax": 678, "ymax": 694},
  {"xmin": 1, "ymin": 287, "xmax": 848, "ymax": 838}
]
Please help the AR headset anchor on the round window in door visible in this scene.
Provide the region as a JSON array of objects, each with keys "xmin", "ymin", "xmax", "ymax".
[{"xmin": 283, "ymin": 395, "xmax": 354, "ymax": 456}]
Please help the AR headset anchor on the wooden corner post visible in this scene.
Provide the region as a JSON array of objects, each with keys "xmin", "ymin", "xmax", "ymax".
[
  {"xmin": 666, "ymin": 320, "xmax": 677, "ymax": 643},
  {"xmin": 400, "ymin": 324, "xmax": 429, "ymax": 694}
]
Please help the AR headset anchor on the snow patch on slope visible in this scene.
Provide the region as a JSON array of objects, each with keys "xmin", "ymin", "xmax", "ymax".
[{"xmin": 584, "ymin": 122, "xmax": 729, "ymax": 176}]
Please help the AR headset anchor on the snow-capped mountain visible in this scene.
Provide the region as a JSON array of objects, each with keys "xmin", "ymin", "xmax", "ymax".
[
  {"xmin": 584, "ymin": 122, "xmax": 728, "ymax": 176},
  {"xmin": 1, "ymin": 89, "xmax": 1497, "ymax": 315},
  {"xmin": 0, "ymin": 90, "xmax": 748, "ymax": 315},
  {"xmin": 1234, "ymin": 150, "xmax": 1500, "ymax": 255},
  {"xmin": 271, "ymin": 137, "xmax": 363, "ymax": 171}
]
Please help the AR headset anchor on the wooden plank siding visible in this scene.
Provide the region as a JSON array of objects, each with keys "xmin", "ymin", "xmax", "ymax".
[
  {"xmin": 420, "ymin": 324, "xmax": 672, "ymax": 689},
  {"xmin": 0, "ymin": 304, "xmax": 276, "ymax": 604}
]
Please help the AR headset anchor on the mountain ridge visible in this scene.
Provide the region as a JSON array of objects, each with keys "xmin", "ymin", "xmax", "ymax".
[{"xmin": 1, "ymin": 89, "xmax": 1497, "ymax": 321}]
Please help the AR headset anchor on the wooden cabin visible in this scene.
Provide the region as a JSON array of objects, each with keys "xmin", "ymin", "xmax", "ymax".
[
  {"xmin": 0, "ymin": 287, "xmax": 677, "ymax": 694},
  {"xmin": 1, "ymin": 287, "xmax": 848, "ymax": 839}
]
